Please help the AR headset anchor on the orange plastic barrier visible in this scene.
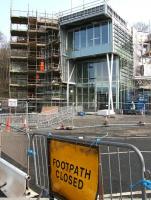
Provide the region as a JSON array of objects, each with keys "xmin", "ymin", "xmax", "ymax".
[{"xmin": 40, "ymin": 60, "xmax": 45, "ymax": 72}]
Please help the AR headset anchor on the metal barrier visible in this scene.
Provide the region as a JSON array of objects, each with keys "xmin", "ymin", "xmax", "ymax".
[
  {"xmin": 0, "ymin": 157, "xmax": 30, "ymax": 197},
  {"xmin": 0, "ymin": 124, "xmax": 34, "ymax": 198},
  {"xmin": 0, "ymin": 106, "xmax": 75, "ymax": 130},
  {"xmin": 32, "ymin": 134, "xmax": 49, "ymax": 191},
  {"xmin": 37, "ymin": 106, "xmax": 74, "ymax": 129},
  {"xmin": 31, "ymin": 134, "xmax": 149, "ymax": 199}
]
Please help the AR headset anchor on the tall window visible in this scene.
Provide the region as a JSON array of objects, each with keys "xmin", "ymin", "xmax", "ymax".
[
  {"xmin": 77, "ymin": 64, "xmax": 82, "ymax": 83},
  {"xmin": 68, "ymin": 21, "xmax": 110, "ymax": 51},
  {"xmin": 74, "ymin": 30, "xmax": 80, "ymax": 50},
  {"xmin": 83, "ymin": 63, "xmax": 88, "ymax": 83},
  {"xmin": 88, "ymin": 63, "xmax": 95, "ymax": 82},
  {"xmin": 102, "ymin": 22, "xmax": 108, "ymax": 44},
  {"xmin": 94, "ymin": 24, "xmax": 100, "ymax": 45},
  {"xmin": 80, "ymin": 27, "xmax": 86, "ymax": 48},
  {"xmin": 68, "ymin": 31, "xmax": 73, "ymax": 50},
  {"xmin": 96, "ymin": 60, "xmax": 111, "ymax": 82},
  {"xmin": 87, "ymin": 25, "xmax": 93, "ymax": 47}
]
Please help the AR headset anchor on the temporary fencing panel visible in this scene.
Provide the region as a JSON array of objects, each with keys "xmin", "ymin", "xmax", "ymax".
[
  {"xmin": 31, "ymin": 134, "xmax": 149, "ymax": 200},
  {"xmin": 99, "ymin": 142, "xmax": 146, "ymax": 199},
  {"xmin": 32, "ymin": 134, "xmax": 49, "ymax": 191},
  {"xmin": 0, "ymin": 106, "xmax": 75, "ymax": 130}
]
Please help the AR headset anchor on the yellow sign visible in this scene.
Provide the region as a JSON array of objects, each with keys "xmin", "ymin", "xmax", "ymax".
[{"xmin": 49, "ymin": 139, "xmax": 99, "ymax": 200}]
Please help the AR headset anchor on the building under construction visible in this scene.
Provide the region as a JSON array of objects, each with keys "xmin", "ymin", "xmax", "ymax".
[
  {"xmin": 10, "ymin": 9, "xmax": 66, "ymax": 112},
  {"xmin": 10, "ymin": 1, "xmax": 134, "ymax": 113}
]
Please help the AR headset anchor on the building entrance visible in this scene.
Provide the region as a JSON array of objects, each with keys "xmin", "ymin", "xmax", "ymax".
[{"xmin": 97, "ymin": 92, "xmax": 108, "ymax": 110}]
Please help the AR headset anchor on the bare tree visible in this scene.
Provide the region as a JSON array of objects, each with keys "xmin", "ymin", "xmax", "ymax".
[
  {"xmin": 133, "ymin": 22, "xmax": 149, "ymax": 32},
  {"xmin": 0, "ymin": 32, "xmax": 9, "ymax": 98}
]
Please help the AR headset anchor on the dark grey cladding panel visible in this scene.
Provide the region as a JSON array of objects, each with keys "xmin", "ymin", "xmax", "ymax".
[
  {"xmin": 59, "ymin": 4, "xmax": 127, "ymax": 28},
  {"xmin": 59, "ymin": 4, "xmax": 106, "ymax": 26}
]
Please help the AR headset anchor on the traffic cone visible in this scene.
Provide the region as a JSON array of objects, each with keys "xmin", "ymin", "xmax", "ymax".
[
  {"xmin": 23, "ymin": 118, "xmax": 28, "ymax": 130},
  {"xmin": 5, "ymin": 116, "xmax": 11, "ymax": 132}
]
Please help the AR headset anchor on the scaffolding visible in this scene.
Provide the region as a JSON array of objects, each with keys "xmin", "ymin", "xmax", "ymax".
[{"xmin": 10, "ymin": 9, "xmax": 66, "ymax": 112}]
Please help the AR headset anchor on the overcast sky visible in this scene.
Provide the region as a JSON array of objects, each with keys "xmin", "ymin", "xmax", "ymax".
[{"xmin": 1, "ymin": 0, "xmax": 151, "ymax": 40}]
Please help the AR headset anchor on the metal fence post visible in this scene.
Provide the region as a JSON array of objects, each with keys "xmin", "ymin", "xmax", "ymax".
[
  {"xmin": 98, "ymin": 145, "xmax": 104, "ymax": 200},
  {"xmin": 31, "ymin": 134, "xmax": 148, "ymax": 200}
]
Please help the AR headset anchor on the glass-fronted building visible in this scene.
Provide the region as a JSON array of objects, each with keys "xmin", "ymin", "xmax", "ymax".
[{"xmin": 59, "ymin": 2, "xmax": 133, "ymax": 112}]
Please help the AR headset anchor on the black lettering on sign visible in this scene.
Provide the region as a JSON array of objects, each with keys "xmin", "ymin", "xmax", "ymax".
[
  {"xmin": 56, "ymin": 160, "xmax": 60, "ymax": 168},
  {"xmin": 52, "ymin": 158, "xmax": 92, "ymax": 190},
  {"xmin": 78, "ymin": 179, "xmax": 83, "ymax": 189},
  {"xmin": 80, "ymin": 167, "xmax": 85, "ymax": 177},
  {"xmin": 85, "ymin": 169, "xmax": 91, "ymax": 180},
  {"xmin": 68, "ymin": 175, "xmax": 72, "ymax": 185},
  {"xmin": 56, "ymin": 169, "xmax": 59, "ymax": 178},
  {"xmin": 60, "ymin": 171, "xmax": 64, "ymax": 181},
  {"xmin": 65, "ymin": 162, "xmax": 69, "ymax": 171},
  {"xmin": 69, "ymin": 164, "xmax": 74, "ymax": 172},
  {"xmin": 61, "ymin": 161, "xmax": 65, "ymax": 170},
  {"xmin": 73, "ymin": 177, "xmax": 77, "ymax": 187},
  {"xmin": 53, "ymin": 158, "xmax": 56, "ymax": 166},
  {"xmin": 74, "ymin": 166, "xmax": 79, "ymax": 176},
  {"xmin": 64, "ymin": 173, "xmax": 68, "ymax": 182}
]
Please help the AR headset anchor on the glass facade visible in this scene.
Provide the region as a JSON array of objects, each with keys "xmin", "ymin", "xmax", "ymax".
[
  {"xmin": 102, "ymin": 22, "xmax": 108, "ymax": 44},
  {"xmin": 74, "ymin": 30, "xmax": 80, "ymax": 50},
  {"xmin": 87, "ymin": 25, "xmax": 93, "ymax": 47},
  {"xmin": 76, "ymin": 59, "xmax": 118, "ymax": 111},
  {"xmin": 81, "ymin": 27, "xmax": 86, "ymax": 48},
  {"xmin": 60, "ymin": 5, "xmax": 133, "ymax": 113},
  {"xmin": 68, "ymin": 32, "xmax": 73, "ymax": 51},
  {"xmin": 67, "ymin": 21, "xmax": 110, "ymax": 51},
  {"xmin": 94, "ymin": 24, "xmax": 101, "ymax": 45},
  {"xmin": 76, "ymin": 60, "xmax": 117, "ymax": 84}
]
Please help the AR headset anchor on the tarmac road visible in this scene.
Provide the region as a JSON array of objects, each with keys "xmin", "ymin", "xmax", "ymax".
[
  {"xmin": 35, "ymin": 114, "xmax": 151, "ymax": 196},
  {"xmin": 1, "ymin": 114, "xmax": 151, "ymax": 197},
  {"xmin": 99, "ymin": 136, "xmax": 151, "ymax": 195},
  {"xmin": 31, "ymin": 134, "xmax": 151, "ymax": 196}
]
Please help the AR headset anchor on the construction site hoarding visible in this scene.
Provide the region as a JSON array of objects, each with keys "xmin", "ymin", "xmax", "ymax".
[{"xmin": 48, "ymin": 139, "xmax": 99, "ymax": 200}]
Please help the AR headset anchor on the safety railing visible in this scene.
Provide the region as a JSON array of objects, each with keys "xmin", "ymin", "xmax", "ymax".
[
  {"xmin": 31, "ymin": 133, "xmax": 150, "ymax": 200},
  {"xmin": 57, "ymin": 0, "xmax": 106, "ymax": 18}
]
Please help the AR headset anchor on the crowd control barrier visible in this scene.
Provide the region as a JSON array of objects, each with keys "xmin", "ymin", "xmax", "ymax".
[{"xmin": 31, "ymin": 133, "xmax": 150, "ymax": 200}]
